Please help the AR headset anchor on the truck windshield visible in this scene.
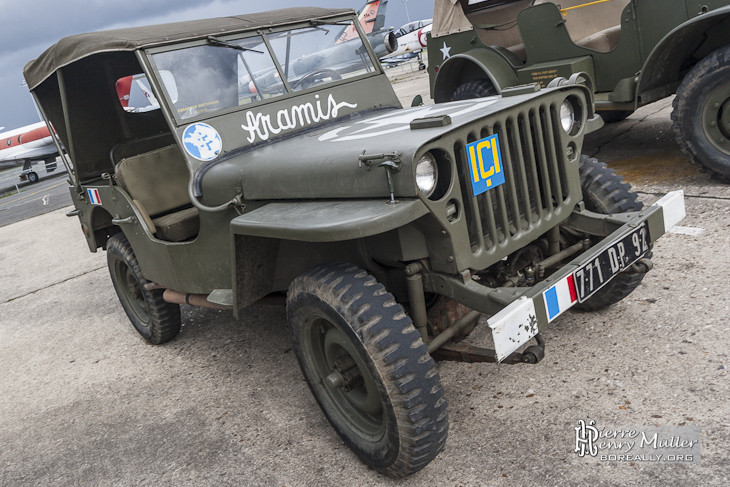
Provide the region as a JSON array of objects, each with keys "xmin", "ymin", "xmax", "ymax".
[{"xmin": 150, "ymin": 23, "xmax": 376, "ymax": 120}]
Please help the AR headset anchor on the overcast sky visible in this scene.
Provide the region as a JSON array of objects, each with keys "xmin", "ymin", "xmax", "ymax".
[{"xmin": 0, "ymin": 0, "xmax": 433, "ymax": 131}]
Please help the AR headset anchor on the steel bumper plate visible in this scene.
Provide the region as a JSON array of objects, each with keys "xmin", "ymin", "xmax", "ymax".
[{"xmin": 488, "ymin": 190, "xmax": 685, "ymax": 362}]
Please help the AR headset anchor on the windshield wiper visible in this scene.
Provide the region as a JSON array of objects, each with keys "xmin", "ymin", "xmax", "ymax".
[
  {"xmin": 207, "ymin": 36, "xmax": 262, "ymax": 53},
  {"xmin": 309, "ymin": 20, "xmax": 352, "ymax": 26}
]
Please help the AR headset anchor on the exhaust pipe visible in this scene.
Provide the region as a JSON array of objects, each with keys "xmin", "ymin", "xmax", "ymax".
[{"xmin": 162, "ymin": 289, "xmax": 227, "ymax": 310}]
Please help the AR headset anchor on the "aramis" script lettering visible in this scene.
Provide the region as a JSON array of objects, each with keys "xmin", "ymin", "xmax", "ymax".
[{"xmin": 241, "ymin": 94, "xmax": 357, "ymax": 143}]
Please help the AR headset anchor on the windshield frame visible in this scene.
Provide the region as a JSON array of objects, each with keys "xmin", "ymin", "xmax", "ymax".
[{"xmin": 143, "ymin": 14, "xmax": 383, "ymax": 126}]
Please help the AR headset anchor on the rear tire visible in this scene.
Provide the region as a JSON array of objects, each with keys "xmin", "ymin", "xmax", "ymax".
[
  {"xmin": 672, "ymin": 45, "xmax": 730, "ymax": 181},
  {"xmin": 452, "ymin": 79, "xmax": 497, "ymax": 101},
  {"xmin": 107, "ymin": 233, "xmax": 181, "ymax": 344},
  {"xmin": 27, "ymin": 171, "xmax": 39, "ymax": 183},
  {"xmin": 574, "ymin": 156, "xmax": 649, "ymax": 311},
  {"xmin": 287, "ymin": 263, "xmax": 448, "ymax": 478}
]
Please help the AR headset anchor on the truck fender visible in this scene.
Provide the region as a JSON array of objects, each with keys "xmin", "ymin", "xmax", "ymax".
[
  {"xmin": 638, "ymin": 7, "xmax": 730, "ymax": 105},
  {"xmin": 433, "ymin": 49, "xmax": 519, "ymax": 103}
]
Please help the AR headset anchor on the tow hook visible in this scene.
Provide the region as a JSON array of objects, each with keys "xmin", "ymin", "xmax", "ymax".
[
  {"xmin": 521, "ymin": 334, "xmax": 545, "ymax": 364},
  {"xmin": 629, "ymin": 258, "xmax": 653, "ymax": 273}
]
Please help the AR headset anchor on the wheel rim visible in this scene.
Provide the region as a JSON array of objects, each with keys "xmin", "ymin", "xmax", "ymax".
[
  {"xmin": 304, "ymin": 313, "xmax": 385, "ymax": 442},
  {"xmin": 702, "ymin": 83, "xmax": 730, "ymax": 154},
  {"xmin": 114, "ymin": 260, "xmax": 150, "ymax": 328}
]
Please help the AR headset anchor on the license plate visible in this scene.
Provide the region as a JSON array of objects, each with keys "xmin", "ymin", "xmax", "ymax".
[{"xmin": 573, "ymin": 223, "xmax": 650, "ymax": 302}]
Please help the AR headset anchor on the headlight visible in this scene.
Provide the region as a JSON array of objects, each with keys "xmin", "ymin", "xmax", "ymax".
[
  {"xmin": 416, "ymin": 153, "xmax": 438, "ymax": 197},
  {"xmin": 560, "ymin": 100, "xmax": 575, "ymax": 133}
]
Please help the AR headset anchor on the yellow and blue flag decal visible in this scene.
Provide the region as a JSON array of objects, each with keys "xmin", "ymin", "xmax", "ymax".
[{"xmin": 466, "ymin": 134, "xmax": 505, "ymax": 197}]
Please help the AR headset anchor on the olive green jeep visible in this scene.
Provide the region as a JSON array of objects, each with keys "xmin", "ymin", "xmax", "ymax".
[
  {"xmin": 428, "ymin": 0, "xmax": 730, "ymax": 180},
  {"xmin": 25, "ymin": 6, "xmax": 684, "ymax": 478}
]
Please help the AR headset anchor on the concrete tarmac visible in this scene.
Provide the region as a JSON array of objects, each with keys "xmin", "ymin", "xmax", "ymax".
[
  {"xmin": 1, "ymin": 69, "xmax": 729, "ymax": 486},
  {"xmin": 0, "ymin": 170, "xmax": 72, "ymax": 228}
]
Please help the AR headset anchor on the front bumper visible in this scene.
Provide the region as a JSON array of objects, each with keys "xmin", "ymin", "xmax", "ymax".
[{"xmin": 424, "ymin": 190, "xmax": 685, "ymax": 362}]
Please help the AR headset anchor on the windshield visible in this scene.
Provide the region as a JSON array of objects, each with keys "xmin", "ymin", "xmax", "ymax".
[
  {"xmin": 152, "ymin": 35, "xmax": 283, "ymax": 119},
  {"xmin": 150, "ymin": 23, "xmax": 376, "ymax": 121},
  {"xmin": 266, "ymin": 26, "xmax": 375, "ymax": 92}
]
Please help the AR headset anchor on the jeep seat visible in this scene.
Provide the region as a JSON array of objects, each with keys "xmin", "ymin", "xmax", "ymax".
[
  {"xmin": 114, "ymin": 144, "xmax": 200, "ymax": 242},
  {"xmin": 470, "ymin": 0, "xmax": 629, "ymax": 61}
]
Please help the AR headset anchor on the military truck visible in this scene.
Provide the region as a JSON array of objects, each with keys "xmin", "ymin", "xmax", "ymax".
[
  {"xmin": 428, "ymin": 0, "xmax": 730, "ymax": 181},
  {"xmin": 25, "ymin": 7, "xmax": 684, "ymax": 478}
]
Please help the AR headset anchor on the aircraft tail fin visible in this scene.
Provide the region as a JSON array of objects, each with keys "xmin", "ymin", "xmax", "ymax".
[{"xmin": 335, "ymin": 0, "xmax": 388, "ymax": 44}]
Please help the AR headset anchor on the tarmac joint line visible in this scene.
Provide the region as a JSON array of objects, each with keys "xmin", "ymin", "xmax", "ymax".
[{"xmin": 2, "ymin": 266, "xmax": 106, "ymax": 305}]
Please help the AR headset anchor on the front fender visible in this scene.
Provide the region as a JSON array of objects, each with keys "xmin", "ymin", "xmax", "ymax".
[
  {"xmin": 230, "ymin": 198, "xmax": 430, "ymax": 314},
  {"xmin": 230, "ymin": 199, "xmax": 428, "ymax": 242},
  {"xmin": 638, "ymin": 7, "xmax": 730, "ymax": 105},
  {"xmin": 433, "ymin": 49, "xmax": 519, "ymax": 103}
]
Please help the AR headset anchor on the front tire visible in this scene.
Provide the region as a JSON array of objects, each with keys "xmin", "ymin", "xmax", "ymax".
[
  {"xmin": 107, "ymin": 233, "xmax": 181, "ymax": 344},
  {"xmin": 287, "ymin": 263, "xmax": 448, "ymax": 478},
  {"xmin": 27, "ymin": 171, "xmax": 39, "ymax": 183},
  {"xmin": 672, "ymin": 45, "xmax": 730, "ymax": 181},
  {"xmin": 574, "ymin": 156, "xmax": 649, "ymax": 311}
]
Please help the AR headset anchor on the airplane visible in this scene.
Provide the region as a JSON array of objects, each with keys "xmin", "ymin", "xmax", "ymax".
[
  {"xmin": 380, "ymin": 51, "xmax": 420, "ymax": 68},
  {"xmin": 393, "ymin": 19, "xmax": 433, "ymax": 38},
  {"xmin": 336, "ymin": 0, "xmax": 390, "ymax": 43},
  {"xmin": 381, "ymin": 18, "xmax": 433, "ymax": 70},
  {"xmin": 0, "ymin": 121, "xmax": 59, "ymax": 183}
]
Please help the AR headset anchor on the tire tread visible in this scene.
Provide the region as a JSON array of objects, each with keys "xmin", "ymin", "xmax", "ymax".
[{"xmin": 287, "ymin": 263, "xmax": 448, "ymax": 478}]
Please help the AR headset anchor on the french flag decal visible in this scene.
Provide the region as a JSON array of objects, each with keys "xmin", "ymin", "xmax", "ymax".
[
  {"xmin": 87, "ymin": 188, "xmax": 102, "ymax": 205},
  {"xmin": 543, "ymin": 274, "xmax": 578, "ymax": 322}
]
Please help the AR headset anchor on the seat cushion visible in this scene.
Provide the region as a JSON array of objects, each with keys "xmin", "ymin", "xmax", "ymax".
[
  {"xmin": 153, "ymin": 207, "xmax": 200, "ymax": 242},
  {"xmin": 114, "ymin": 145, "xmax": 190, "ymax": 217}
]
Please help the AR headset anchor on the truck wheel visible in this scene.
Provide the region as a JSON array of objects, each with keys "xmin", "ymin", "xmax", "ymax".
[
  {"xmin": 574, "ymin": 156, "xmax": 649, "ymax": 311},
  {"xmin": 107, "ymin": 232, "xmax": 181, "ymax": 344},
  {"xmin": 27, "ymin": 171, "xmax": 39, "ymax": 183},
  {"xmin": 287, "ymin": 263, "xmax": 448, "ymax": 478},
  {"xmin": 452, "ymin": 79, "xmax": 497, "ymax": 101},
  {"xmin": 672, "ymin": 45, "xmax": 730, "ymax": 181},
  {"xmin": 599, "ymin": 110, "xmax": 632, "ymax": 123}
]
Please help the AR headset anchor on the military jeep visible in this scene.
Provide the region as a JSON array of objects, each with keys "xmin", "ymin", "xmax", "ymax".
[
  {"xmin": 429, "ymin": 0, "xmax": 730, "ymax": 181},
  {"xmin": 25, "ymin": 7, "xmax": 684, "ymax": 478}
]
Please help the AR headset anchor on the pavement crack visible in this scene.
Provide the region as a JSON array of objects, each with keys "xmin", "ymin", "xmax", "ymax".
[
  {"xmin": 2, "ymin": 266, "xmax": 106, "ymax": 304},
  {"xmin": 588, "ymin": 104, "xmax": 670, "ymax": 160},
  {"xmin": 638, "ymin": 191, "xmax": 730, "ymax": 202}
]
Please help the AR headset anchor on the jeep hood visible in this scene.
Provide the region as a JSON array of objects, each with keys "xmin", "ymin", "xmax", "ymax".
[{"xmin": 200, "ymin": 89, "xmax": 564, "ymax": 204}]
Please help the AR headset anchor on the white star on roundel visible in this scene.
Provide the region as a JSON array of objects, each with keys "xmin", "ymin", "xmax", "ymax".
[{"xmin": 441, "ymin": 42, "xmax": 451, "ymax": 60}]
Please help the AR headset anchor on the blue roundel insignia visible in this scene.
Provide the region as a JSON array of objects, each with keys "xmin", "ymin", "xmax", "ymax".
[{"xmin": 182, "ymin": 123, "xmax": 222, "ymax": 161}]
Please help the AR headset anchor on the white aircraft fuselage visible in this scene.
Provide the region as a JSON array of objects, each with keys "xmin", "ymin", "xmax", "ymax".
[
  {"xmin": 0, "ymin": 121, "xmax": 57, "ymax": 163},
  {"xmin": 383, "ymin": 23, "xmax": 433, "ymax": 59}
]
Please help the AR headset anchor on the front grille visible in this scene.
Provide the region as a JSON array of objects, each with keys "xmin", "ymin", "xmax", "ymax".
[{"xmin": 452, "ymin": 102, "xmax": 570, "ymax": 254}]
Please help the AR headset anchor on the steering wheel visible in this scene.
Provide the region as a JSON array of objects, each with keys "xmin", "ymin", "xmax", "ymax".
[{"xmin": 292, "ymin": 69, "xmax": 342, "ymax": 90}]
